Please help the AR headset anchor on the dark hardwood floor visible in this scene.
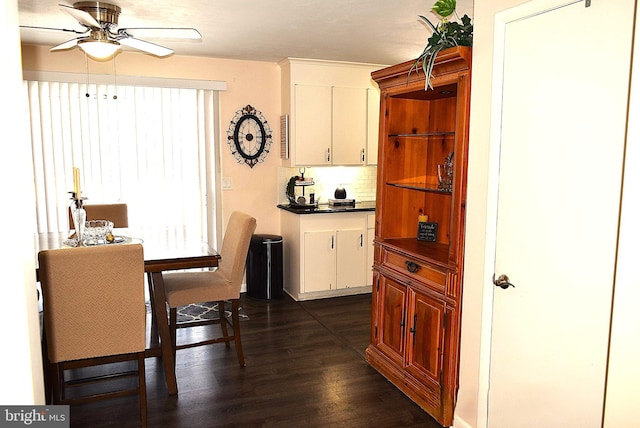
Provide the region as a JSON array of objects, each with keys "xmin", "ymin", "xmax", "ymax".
[{"xmin": 68, "ymin": 293, "xmax": 444, "ymax": 428}]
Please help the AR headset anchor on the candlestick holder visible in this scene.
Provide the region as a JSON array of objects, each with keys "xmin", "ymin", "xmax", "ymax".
[{"xmin": 69, "ymin": 192, "xmax": 88, "ymax": 246}]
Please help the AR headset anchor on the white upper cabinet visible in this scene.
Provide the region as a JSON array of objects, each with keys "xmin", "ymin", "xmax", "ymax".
[
  {"xmin": 332, "ymin": 86, "xmax": 368, "ymax": 165},
  {"xmin": 280, "ymin": 58, "xmax": 385, "ymax": 167},
  {"xmin": 367, "ymin": 87, "xmax": 380, "ymax": 165},
  {"xmin": 294, "ymin": 84, "xmax": 332, "ymax": 166}
]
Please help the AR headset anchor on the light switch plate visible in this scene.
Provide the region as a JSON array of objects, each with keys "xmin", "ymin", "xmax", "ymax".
[{"xmin": 222, "ymin": 177, "xmax": 233, "ymax": 190}]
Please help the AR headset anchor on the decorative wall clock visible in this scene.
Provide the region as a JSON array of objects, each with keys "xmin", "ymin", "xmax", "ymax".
[{"xmin": 226, "ymin": 104, "xmax": 272, "ymax": 168}]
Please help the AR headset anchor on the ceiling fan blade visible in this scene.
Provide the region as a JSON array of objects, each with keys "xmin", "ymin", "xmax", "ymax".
[
  {"xmin": 59, "ymin": 4, "xmax": 101, "ymax": 29},
  {"xmin": 20, "ymin": 25, "xmax": 88, "ymax": 35},
  {"xmin": 50, "ymin": 38, "xmax": 81, "ymax": 52},
  {"xmin": 119, "ymin": 28, "xmax": 202, "ymax": 41},
  {"xmin": 119, "ymin": 37, "xmax": 174, "ymax": 57}
]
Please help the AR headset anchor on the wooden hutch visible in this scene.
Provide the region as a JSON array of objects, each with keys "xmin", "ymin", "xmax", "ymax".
[{"xmin": 365, "ymin": 46, "xmax": 471, "ymax": 426}]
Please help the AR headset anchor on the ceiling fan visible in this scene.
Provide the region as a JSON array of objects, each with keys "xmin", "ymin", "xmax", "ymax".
[{"xmin": 20, "ymin": 1, "xmax": 201, "ymax": 60}]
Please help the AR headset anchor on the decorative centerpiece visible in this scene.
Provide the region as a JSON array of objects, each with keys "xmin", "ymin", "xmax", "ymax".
[
  {"xmin": 84, "ymin": 220, "xmax": 115, "ymax": 245},
  {"xmin": 410, "ymin": 0, "xmax": 473, "ymax": 90}
]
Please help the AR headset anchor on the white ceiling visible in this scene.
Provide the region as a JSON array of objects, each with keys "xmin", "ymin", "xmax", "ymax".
[{"xmin": 18, "ymin": 0, "xmax": 473, "ymax": 66}]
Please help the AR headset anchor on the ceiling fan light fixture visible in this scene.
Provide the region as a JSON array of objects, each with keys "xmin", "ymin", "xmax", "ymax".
[
  {"xmin": 78, "ymin": 39, "xmax": 121, "ymax": 60},
  {"xmin": 24, "ymin": 2, "xmax": 197, "ymax": 59}
]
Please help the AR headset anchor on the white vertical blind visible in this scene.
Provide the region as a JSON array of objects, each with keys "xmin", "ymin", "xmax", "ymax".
[{"xmin": 24, "ymin": 80, "xmax": 217, "ymax": 244}]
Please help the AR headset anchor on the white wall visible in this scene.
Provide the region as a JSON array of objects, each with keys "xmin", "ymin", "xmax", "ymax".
[{"xmin": 1, "ymin": 0, "xmax": 45, "ymax": 405}]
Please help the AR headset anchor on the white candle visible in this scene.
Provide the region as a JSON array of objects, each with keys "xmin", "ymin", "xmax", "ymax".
[{"xmin": 73, "ymin": 167, "xmax": 80, "ymax": 197}]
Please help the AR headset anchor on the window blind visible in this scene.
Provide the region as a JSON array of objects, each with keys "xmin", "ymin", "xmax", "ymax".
[{"xmin": 24, "ymin": 80, "xmax": 219, "ymax": 246}]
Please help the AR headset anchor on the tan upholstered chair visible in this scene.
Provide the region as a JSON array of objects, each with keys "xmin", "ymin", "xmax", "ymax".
[
  {"xmin": 38, "ymin": 244, "xmax": 147, "ymax": 426},
  {"xmin": 68, "ymin": 203, "xmax": 129, "ymax": 229},
  {"xmin": 163, "ymin": 211, "xmax": 257, "ymax": 367}
]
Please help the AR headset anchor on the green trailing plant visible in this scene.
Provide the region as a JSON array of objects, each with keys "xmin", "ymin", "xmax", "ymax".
[{"xmin": 409, "ymin": 0, "xmax": 473, "ymax": 90}]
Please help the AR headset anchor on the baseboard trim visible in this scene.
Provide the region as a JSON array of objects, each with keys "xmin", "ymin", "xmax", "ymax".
[
  {"xmin": 453, "ymin": 415, "xmax": 473, "ymax": 428},
  {"xmin": 285, "ymin": 286, "xmax": 371, "ymax": 301}
]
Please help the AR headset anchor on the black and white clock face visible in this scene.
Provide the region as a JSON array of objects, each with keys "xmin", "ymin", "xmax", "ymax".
[
  {"xmin": 227, "ymin": 105, "xmax": 272, "ymax": 168},
  {"xmin": 235, "ymin": 114, "xmax": 265, "ymax": 158}
]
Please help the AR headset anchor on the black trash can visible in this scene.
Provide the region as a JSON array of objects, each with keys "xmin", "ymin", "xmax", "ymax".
[{"xmin": 246, "ymin": 234, "xmax": 283, "ymax": 299}]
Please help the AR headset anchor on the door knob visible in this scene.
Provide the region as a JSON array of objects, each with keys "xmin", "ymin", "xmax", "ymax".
[{"xmin": 493, "ymin": 273, "xmax": 515, "ymax": 289}]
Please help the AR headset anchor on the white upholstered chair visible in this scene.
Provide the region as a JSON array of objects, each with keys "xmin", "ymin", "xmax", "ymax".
[{"xmin": 162, "ymin": 211, "xmax": 257, "ymax": 367}]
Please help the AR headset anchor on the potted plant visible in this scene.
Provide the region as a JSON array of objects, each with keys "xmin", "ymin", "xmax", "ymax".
[{"xmin": 409, "ymin": 0, "xmax": 473, "ymax": 90}]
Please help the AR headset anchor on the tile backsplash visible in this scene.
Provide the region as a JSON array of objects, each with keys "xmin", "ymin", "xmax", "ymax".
[{"xmin": 278, "ymin": 166, "xmax": 377, "ymax": 204}]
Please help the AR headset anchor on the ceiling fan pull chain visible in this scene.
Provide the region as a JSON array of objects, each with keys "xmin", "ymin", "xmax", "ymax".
[
  {"xmin": 84, "ymin": 53, "xmax": 91, "ymax": 98},
  {"xmin": 111, "ymin": 56, "xmax": 118, "ymax": 100}
]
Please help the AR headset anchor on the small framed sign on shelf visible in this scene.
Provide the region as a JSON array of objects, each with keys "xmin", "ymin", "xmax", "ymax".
[{"xmin": 417, "ymin": 221, "xmax": 438, "ymax": 242}]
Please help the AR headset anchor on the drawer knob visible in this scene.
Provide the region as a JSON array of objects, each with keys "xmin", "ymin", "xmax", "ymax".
[{"xmin": 405, "ymin": 261, "xmax": 421, "ymax": 273}]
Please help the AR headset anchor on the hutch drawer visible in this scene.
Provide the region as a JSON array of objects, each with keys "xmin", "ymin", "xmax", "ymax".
[{"xmin": 381, "ymin": 246, "xmax": 447, "ymax": 293}]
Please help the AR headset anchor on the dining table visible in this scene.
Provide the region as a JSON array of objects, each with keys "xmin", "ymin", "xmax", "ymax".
[{"xmin": 35, "ymin": 228, "xmax": 221, "ymax": 396}]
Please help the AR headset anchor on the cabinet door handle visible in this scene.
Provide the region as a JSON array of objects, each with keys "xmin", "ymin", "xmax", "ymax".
[
  {"xmin": 331, "ymin": 235, "xmax": 334, "ymax": 249},
  {"xmin": 361, "ymin": 148, "xmax": 365, "ymax": 163},
  {"xmin": 327, "ymin": 148, "xmax": 331, "ymax": 162},
  {"xmin": 405, "ymin": 261, "xmax": 421, "ymax": 273},
  {"xmin": 360, "ymin": 234, "xmax": 363, "ymax": 247},
  {"xmin": 410, "ymin": 314, "xmax": 417, "ymax": 345}
]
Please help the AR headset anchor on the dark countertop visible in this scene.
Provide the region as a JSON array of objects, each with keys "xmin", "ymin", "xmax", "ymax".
[{"xmin": 278, "ymin": 201, "xmax": 376, "ymax": 214}]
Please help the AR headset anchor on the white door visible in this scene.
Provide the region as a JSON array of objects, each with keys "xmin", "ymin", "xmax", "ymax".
[{"xmin": 486, "ymin": 1, "xmax": 634, "ymax": 426}]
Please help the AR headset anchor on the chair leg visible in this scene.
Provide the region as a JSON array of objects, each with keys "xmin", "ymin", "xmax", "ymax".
[
  {"xmin": 169, "ymin": 308, "xmax": 178, "ymax": 366},
  {"xmin": 138, "ymin": 352, "xmax": 147, "ymax": 428},
  {"xmin": 231, "ymin": 299, "xmax": 245, "ymax": 367},
  {"xmin": 41, "ymin": 329, "xmax": 53, "ymax": 404},
  {"xmin": 147, "ymin": 273, "xmax": 159, "ymax": 347},
  {"xmin": 51, "ymin": 362, "xmax": 63, "ymax": 404},
  {"xmin": 43, "ymin": 362, "xmax": 53, "ymax": 404},
  {"xmin": 218, "ymin": 301, "xmax": 231, "ymax": 348}
]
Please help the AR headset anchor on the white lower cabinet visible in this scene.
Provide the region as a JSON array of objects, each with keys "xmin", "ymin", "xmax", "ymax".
[
  {"xmin": 335, "ymin": 228, "xmax": 366, "ymax": 289},
  {"xmin": 281, "ymin": 210, "xmax": 373, "ymax": 301},
  {"xmin": 366, "ymin": 213, "xmax": 375, "ymax": 286},
  {"xmin": 303, "ymin": 230, "xmax": 336, "ymax": 293}
]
